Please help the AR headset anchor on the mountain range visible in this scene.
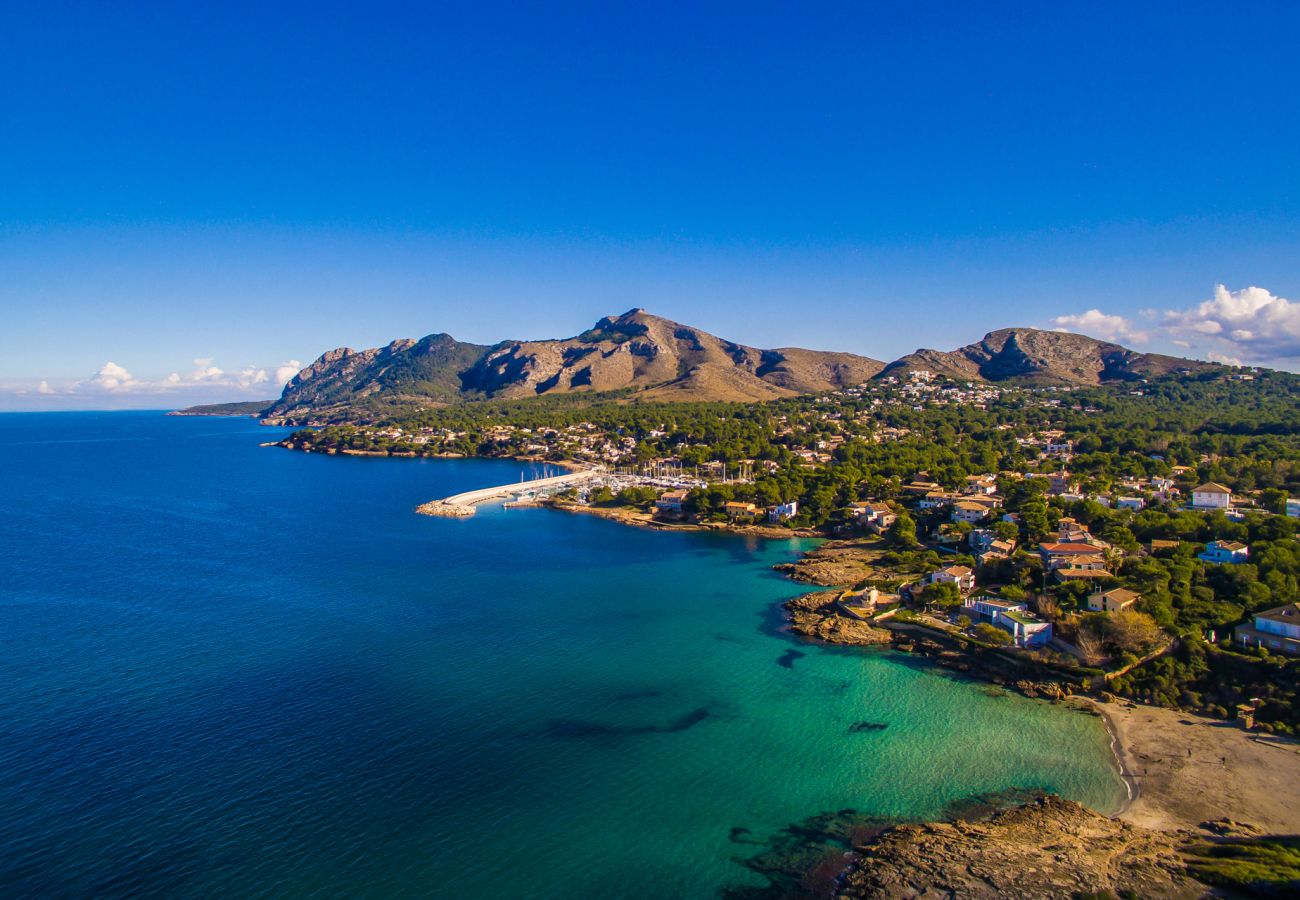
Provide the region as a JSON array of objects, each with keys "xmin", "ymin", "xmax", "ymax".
[{"xmin": 210, "ymin": 309, "xmax": 1220, "ymax": 422}]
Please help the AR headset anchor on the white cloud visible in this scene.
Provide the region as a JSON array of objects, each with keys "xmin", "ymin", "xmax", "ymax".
[
  {"xmin": 87, "ymin": 361, "xmax": 138, "ymax": 391},
  {"xmin": 1162, "ymin": 285, "xmax": 1300, "ymax": 363},
  {"xmin": 37, "ymin": 380, "xmax": 54, "ymax": 395},
  {"xmin": 275, "ymin": 360, "xmax": 303, "ymax": 386},
  {"xmin": 1051, "ymin": 309, "xmax": 1149, "ymax": 344}
]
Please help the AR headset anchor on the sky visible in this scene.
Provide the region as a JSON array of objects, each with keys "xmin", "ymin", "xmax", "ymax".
[{"xmin": 2, "ymin": 1, "xmax": 1299, "ymax": 409}]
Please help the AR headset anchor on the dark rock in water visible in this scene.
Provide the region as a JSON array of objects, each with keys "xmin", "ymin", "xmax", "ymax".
[
  {"xmin": 941, "ymin": 787, "xmax": 1046, "ymax": 822},
  {"xmin": 777, "ymin": 649, "xmax": 805, "ymax": 669},
  {"xmin": 543, "ymin": 706, "xmax": 712, "ymax": 739},
  {"xmin": 719, "ymin": 807, "xmax": 892, "ymax": 900},
  {"xmin": 728, "ymin": 826, "xmax": 761, "ymax": 845},
  {"xmin": 848, "ymin": 721, "xmax": 888, "ymax": 733}
]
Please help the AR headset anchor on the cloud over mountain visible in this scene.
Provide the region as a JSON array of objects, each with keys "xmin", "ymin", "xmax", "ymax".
[
  {"xmin": 1163, "ymin": 284, "xmax": 1300, "ymax": 364},
  {"xmin": 1051, "ymin": 309, "xmax": 1149, "ymax": 344}
]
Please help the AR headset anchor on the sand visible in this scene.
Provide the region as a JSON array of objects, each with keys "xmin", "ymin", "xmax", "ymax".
[{"xmin": 1092, "ymin": 700, "xmax": 1300, "ymax": 835}]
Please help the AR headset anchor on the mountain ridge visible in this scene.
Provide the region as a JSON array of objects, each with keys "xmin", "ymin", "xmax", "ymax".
[{"xmin": 192, "ymin": 314, "xmax": 1229, "ymax": 421}]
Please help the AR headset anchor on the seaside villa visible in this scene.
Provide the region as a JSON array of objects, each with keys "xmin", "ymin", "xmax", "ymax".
[
  {"xmin": 1236, "ymin": 603, "xmax": 1300, "ymax": 655},
  {"xmin": 960, "ymin": 595, "xmax": 1053, "ymax": 648}
]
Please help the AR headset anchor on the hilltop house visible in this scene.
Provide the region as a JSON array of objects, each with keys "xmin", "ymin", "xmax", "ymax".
[
  {"xmin": 1236, "ymin": 603, "xmax": 1300, "ymax": 655},
  {"xmin": 1088, "ymin": 587, "xmax": 1140, "ymax": 613},
  {"xmin": 1191, "ymin": 482, "xmax": 1232, "ymax": 510},
  {"xmin": 1199, "ymin": 540, "xmax": 1249, "ymax": 564}
]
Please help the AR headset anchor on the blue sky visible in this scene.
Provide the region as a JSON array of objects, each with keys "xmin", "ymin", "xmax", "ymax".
[{"xmin": 3, "ymin": 1, "xmax": 1299, "ymax": 408}]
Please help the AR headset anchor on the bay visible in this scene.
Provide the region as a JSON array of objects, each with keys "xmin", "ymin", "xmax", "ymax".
[{"xmin": 0, "ymin": 412, "xmax": 1125, "ymax": 898}]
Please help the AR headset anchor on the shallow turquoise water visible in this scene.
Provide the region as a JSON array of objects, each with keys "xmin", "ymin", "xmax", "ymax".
[{"xmin": 0, "ymin": 412, "xmax": 1125, "ymax": 898}]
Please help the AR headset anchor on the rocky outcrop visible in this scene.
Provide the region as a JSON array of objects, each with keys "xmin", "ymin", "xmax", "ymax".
[
  {"xmin": 837, "ymin": 796, "xmax": 1205, "ymax": 899},
  {"xmin": 879, "ymin": 327, "xmax": 1216, "ymax": 386},
  {"xmin": 773, "ymin": 540, "xmax": 887, "ymax": 586},
  {"xmin": 787, "ymin": 592, "xmax": 893, "ymax": 646}
]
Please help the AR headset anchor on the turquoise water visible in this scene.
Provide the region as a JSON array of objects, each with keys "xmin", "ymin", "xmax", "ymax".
[{"xmin": 0, "ymin": 413, "xmax": 1125, "ymax": 898}]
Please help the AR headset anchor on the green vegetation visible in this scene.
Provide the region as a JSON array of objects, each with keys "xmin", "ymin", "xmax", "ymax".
[{"xmin": 1185, "ymin": 836, "xmax": 1300, "ymax": 897}]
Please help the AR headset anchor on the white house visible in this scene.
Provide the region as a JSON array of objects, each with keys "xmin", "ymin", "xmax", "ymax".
[
  {"xmin": 1286, "ymin": 498, "xmax": 1300, "ymax": 518},
  {"xmin": 1236, "ymin": 603, "xmax": 1300, "ymax": 655},
  {"xmin": 928, "ymin": 565, "xmax": 975, "ymax": 594},
  {"xmin": 768, "ymin": 501, "xmax": 798, "ymax": 522},
  {"xmin": 960, "ymin": 596, "xmax": 1051, "ymax": 648},
  {"xmin": 1191, "ymin": 482, "xmax": 1232, "ymax": 510},
  {"xmin": 963, "ymin": 595, "xmax": 1028, "ymax": 620},
  {"xmin": 951, "ymin": 500, "xmax": 990, "ymax": 524},
  {"xmin": 1199, "ymin": 540, "xmax": 1249, "ymax": 565},
  {"xmin": 1116, "ymin": 496, "xmax": 1145, "ymax": 511}
]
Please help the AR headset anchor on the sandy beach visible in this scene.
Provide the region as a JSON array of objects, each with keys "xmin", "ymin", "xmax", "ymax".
[{"xmin": 1092, "ymin": 700, "xmax": 1300, "ymax": 834}]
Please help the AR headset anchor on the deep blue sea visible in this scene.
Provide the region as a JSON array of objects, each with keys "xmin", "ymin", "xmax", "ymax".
[{"xmin": 0, "ymin": 412, "xmax": 1125, "ymax": 898}]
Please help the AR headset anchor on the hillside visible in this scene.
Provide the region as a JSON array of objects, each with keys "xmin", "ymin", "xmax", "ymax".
[
  {"xmin": 262, "ymin": 309, "xmax": 885, "ymax": 421},
  {"xmin": 878, "ymin": 327, "xmax": 1217, "ymax": 386}
]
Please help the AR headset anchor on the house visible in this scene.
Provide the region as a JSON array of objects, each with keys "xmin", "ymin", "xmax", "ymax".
[
  {"xmin": 1191, "ymin": 482, "xmax": 1232, "ymax": 510},
  {"xmin": 927, "ymin": 565, "xmax": 975, "ymax": 594},
  {"xmin": 1199, "ymin": 540, "xmax": 1249, "ymax": 564},
  {"xmin": 951, "ymin": 500, "xmax": 990, "ymax": 524},
  {"xmin": 1287, "ymin": 498, "xmax": 1300, "ymax": 518},
  {"xmin": 768, "ymin": 501, "xmax": 798, "ymax": 522},
  {"xmin": 1038, "ymin": 542, "xmax": 1108, "ymax": 570},
  {"xmin": 1045, "ymin": 471, "xmax": 1079, "ymax": 496},
  {"xmin": 724, "ymin": 501, "xmax": 759, "ymax": 520},
  {"xmin": 1117, "ymin": 496, "xmax": 1146, "ymax": 511},
  {"xmin": 655, "ymin": 489, "xmax": 688, "ymax": 513},
  {"xmin": 961, "ymin": 596, "xmax": 1052, "ymax": 648},
  {"xmin": 963, "ymin": 475, "xmax": 999, "ymax": 495},
  {"xmin": 964, "ymin": 595, "xmax": 1028, "ymax": 620},
  {"xmin": 917, "ymin": 490, "xmax": 958, "ymax": 510},
  {"xmin": 1088, "ymin": 587, "xmax": 1140, "ymax": 613},
  {"xmin": 1236, "ymin": 603, "xmax": 1300, "ymax": 655},
  {"xmin": 849, "ymin": 501, "xmax": 896, "ymax": 531},
  {"xmin": 998, "ymin": 609, "xmax": 1054, "ymax": 648}
]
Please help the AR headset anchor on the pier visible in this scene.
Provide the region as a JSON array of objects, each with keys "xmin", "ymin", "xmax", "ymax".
[{"xmin": 416, "ymin": 467, "xmax": 600, "ymax": 517}]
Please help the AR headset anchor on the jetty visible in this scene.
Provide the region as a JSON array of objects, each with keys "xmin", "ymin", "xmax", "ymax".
[{"xmin": 416, "ymin": 467, "xmax": 599, "ymax": 517}]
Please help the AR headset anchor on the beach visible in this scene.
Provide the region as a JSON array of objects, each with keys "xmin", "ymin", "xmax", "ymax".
[{"xmin": 1096, "ymin": 700, "xmax": 1300, "ymax": 834}]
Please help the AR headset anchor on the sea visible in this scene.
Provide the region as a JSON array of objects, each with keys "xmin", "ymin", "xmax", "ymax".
[{"xmin": 0, "ymin": 412, "xmax": 1126, "ymax": 898}]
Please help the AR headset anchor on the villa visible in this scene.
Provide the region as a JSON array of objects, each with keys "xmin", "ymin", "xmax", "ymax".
[
  {"xmin": 927, "ymin": 565, "xmax": 975, "ymax": 594},
  {"xmin": 1191, "ymin": 482, "xmax": 1232, "ymax": 510},
  {"xmin": 1199, "ymin": 540, "xmax": 1249, "ymax": 564},
  {"xmin": 960, "ymin": 595, "xmax": 1053, "ymax": 648},
  {"xmin": 1088, "ymin": 587, "xmax": 1140, "ymax": 613},
  {"xmin": 1236, "ymin": 603, "xmax": 1300, "ymax": 655}
]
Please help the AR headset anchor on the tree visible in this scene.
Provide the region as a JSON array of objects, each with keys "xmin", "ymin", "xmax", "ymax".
[
  {"xmin": 919, "ymin": 581, "xmax": 962, "ymax": 612},
  {"xmin": 1102, "ymin": 609, "xmax": 1165, "ymax": 656},
  {"xmin": 974, "ymin": 623, "xmax": 1013, "ymax": 646},
  {"xmin": 1021, "ymin": 497, "xmax": 1051, "ymax": 542},
  {"xmin": 889, "ymin": 512, "xmax": 919, "ymax": 548},
  {"xmin": 993, "ymin": 520, "xmax": 1020, "ymax": 543}
]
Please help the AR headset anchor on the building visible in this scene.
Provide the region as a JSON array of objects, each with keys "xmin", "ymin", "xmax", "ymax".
[
  {"xmin": 655, "ymin": 489, "xmax": 688, "ymax": 513},
  {"xmin": 1191, "ymin": 482, "xmax": 1232, "ymax": 510},
  {"xmin": 1117, "ymin": 496, "xmax": 1145, "ymax": 511},
  {"xmin": 1287, "ymin": 498, "xmax": 1300, "ymax": 518},
  {"xmin": 961, "ymin": 595, "xmax": 1052, "ymax": 648},
  {"xmin": 1199, "ymin": 540, "xmax": 1249, "ymax": 564},
  {"xmin": 767, "ymin": 501, "xmax": 798, "ymax": 522},
  {"xmin": 724, "ymin": 501, "xmax": 759, "ymax": 520},
  {"xmin": 1236, "ymin": 603, "xmax": 1300, "ymax": 655},
  {"xmin": 927, "ymin": 565, "xmax": 975, "ymax": 594},
  {"xmin": 1039, "ymin": 542, "xmax": 1108, "ymax": 570},
  {"xmin": 998, "ymin": 610, "xmax": 1053, "ymax": 648},
  {"xmin": 1088, "ymin": 587, "xmax": 1140, "ymax": 613},
  {"xmin": 951, "ymin": 500, "xmax": 990, "ymax": 524}
]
